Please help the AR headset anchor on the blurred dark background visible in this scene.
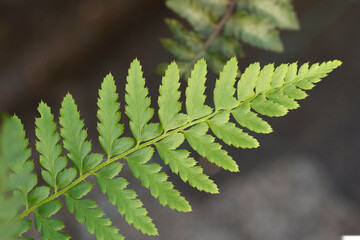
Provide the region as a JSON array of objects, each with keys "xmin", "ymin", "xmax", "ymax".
[{"xmin": 0, "ymin": 0, "xmax": 359, "ymax": 239}]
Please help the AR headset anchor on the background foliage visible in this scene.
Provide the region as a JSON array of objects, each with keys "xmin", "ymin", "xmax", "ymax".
[{"xmin": 158, "ymin": 0, "xmax": 299, "ymax": 77}]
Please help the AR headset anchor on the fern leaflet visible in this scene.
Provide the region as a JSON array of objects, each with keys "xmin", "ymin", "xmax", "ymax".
[
  {"xmin": 97, "ymin": 73, "xmax": 124, "ymax": 158},
  {"xmin": 126, "ymin": 147, "xmax": 192, "ymax": 212},
  {"xmin": 155, "ymin": 133, "xmax": 219, "ymax": 193},
  {"xmin": 36, "ymin": 102, "xmax": 67, "ymax": 192},
  {"xmin": 95, "ymin": 162, "xmax": 157, "ymax": 236}
]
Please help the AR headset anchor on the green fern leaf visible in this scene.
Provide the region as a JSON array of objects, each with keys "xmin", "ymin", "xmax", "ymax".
[
  {"xmin": 204, "ymin": 50, "xmax": 226, "ymax": 74},
  {"xmin": 34, "ymin": 214, "xmax": 70, "ymax": 240},
  {"xmin": 268, "ymin": 89, "xmax": 299, "ymax": 110},
  {"xmin": 28, "ymin": 186, "xmax": 50, "ymax": 205},
  {"xmin": 0, "ymin": 192, "xmax": 23, "ymax": 222},
  {"xmin": 141, "ymin": 123, "xmax": 163, "ymax": 142},
  {"xmin": 97, "ymin": 162, "xmax": 123, "ymax": 179},
  {"xmin": 35, "ymin": 102, "xmax": 67, "ymax": 191},
  {"xmin": 67, "ymin": 182, "xmax": 93, "ymax": 199},
  {"xmin": 271, "ymin": 63, "xmax": 288, "ymax": 88},
  {"xmin": 283, "ymin": 85, "xmax": 308, "ymax": 100},
  {"xmin": 225, "ymin": 12, "xmax": 283, "ymax": 52},
  {"xmin": 210, "ymin": 35, "xmax": 244, "ymax": 59},
  {"xmin": 57, "ymin": 167, "xmax": 77, "ymax": 188},
  {"xmin": 184, "ymin": 123, "xmax": 239, "ymax": 172},
  {"xmin": 125, "ymin": 59, "xmax": 154, "ymax": 144},
  {"xmin": 126, "ymin": 147, "xmax": 191, "ymax": 212},
  {"xmin": 164, "ymin": 18, "xmax": 203, "ymax": 52},
  {"xmin": 250, "ymin": 94, "xmax": 288, "ymax": 117},
  {"xmin": 238, "ymin": 0, "xmax": 299, "ymax": 30},
  {"xmin": 65, "ymin": 195, "xmax": 123, "ymax": 240},
  {"xmin": 160, "ymin": 38, "xmax": 196, "ymax": 61},
  {"xmin": 37, "ymin": 200, "xmax": 62, "ymax": 220},
  {"xmin": 166, "ymin": 0, "xmax": 216, "ymax": 38},
  {"xmin": 207, "ymin": 112, "xmax": 259, "ymax": 148},
  {"xmin": 34, "ymin": 200, "xmax": 69, "ymax": 240},
  {"xmin": 213, "ymin": 57, "xmax": 239, "ymax": 110},
  {"xmin": 96, "ymin": 164, "xmax": 157, "ymax": 236},
  {"xmin": 158, "ymin": 62, "xmax": 188, "ymax": 132},
  {"xmin": 185, "ymin": 59, "xmax": 213, "ymax": 119},
  {"xmin": 83, "ymin": 153, "xmax": 103, "ymax": 172},
  {"xmin": 0, "ymin": 117, "xmax": 36, "ymax": 240},
  {"xmin": 285, "ymin": 62, "xmax": 298, "ymax": 82},
  {"xmin": 155, "ymin": 133, "xmax": 218, "ymax": 193},
  {"xmin": 0, "ymin": 218, "xmax": 32, "ymax": 240},
  {"xmin": 237, "ymin": 62, "xmax": 260, "ymax": 101},
  {"xmin": 296, "ymin": 79, "xmax": 315, "ymax": 90},
  {"xmin": 197, "ymin": 0, "xmax": 227, "ymax": 17},
  {"xmin": 1, "ymin": 116, "xmax": 37, "ymax": 209},
  {"xmin": 0, "ymin": 116, "xmax": 31, "ymax": 174},
  {"xmin": 231, "ymin": 103, "xmax": 273, "ymax": 133},
  {"xmin": 59, "ymin": 94, "xmax": 91, "ymax": 174},
  {"xmin": 97, "ymin": 73, "xmax": 124, "ymax": 158},
  {"xmin": 256, "ymin": 63, "xmax": 274, "ymax": 94}
]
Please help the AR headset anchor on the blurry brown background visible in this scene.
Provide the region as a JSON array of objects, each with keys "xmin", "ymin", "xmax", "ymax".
[{"xmin": 0, "ymin": 0, "xmax": 359, "ymax": 239}]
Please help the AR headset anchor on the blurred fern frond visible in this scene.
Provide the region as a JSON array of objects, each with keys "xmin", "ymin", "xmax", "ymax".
[{"xmin": 158, "ymin": 0, "xmax": 299, "ymax": 77}]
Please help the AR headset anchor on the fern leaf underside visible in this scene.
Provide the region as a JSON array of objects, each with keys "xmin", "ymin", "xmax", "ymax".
[{"xmin": 0, "ymin": 58, "xmax": 341, "ymax": 239}]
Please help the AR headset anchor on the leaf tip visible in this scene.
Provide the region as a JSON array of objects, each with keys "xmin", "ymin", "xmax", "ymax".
[{"xmin": 332, "ymin": 59, "xmax": 343, "ymax": 68}]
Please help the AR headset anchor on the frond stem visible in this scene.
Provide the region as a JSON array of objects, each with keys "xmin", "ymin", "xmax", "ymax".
[
  {"xmin": 203, "ymin": 0, "xmax": 237, "ymax": 51},
  {"xmin": 188, "ymin": 0, "xmax": 237, "ymax": 68}
]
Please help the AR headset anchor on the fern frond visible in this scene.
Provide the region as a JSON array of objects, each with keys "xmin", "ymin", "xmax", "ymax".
[
  {"xmin": 6, "ymin": 58, "xmax": 341, "ymax": 240},
  {"xmin": 160, "ymin": 0, "xmax": 299, "ymax": 77}
]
